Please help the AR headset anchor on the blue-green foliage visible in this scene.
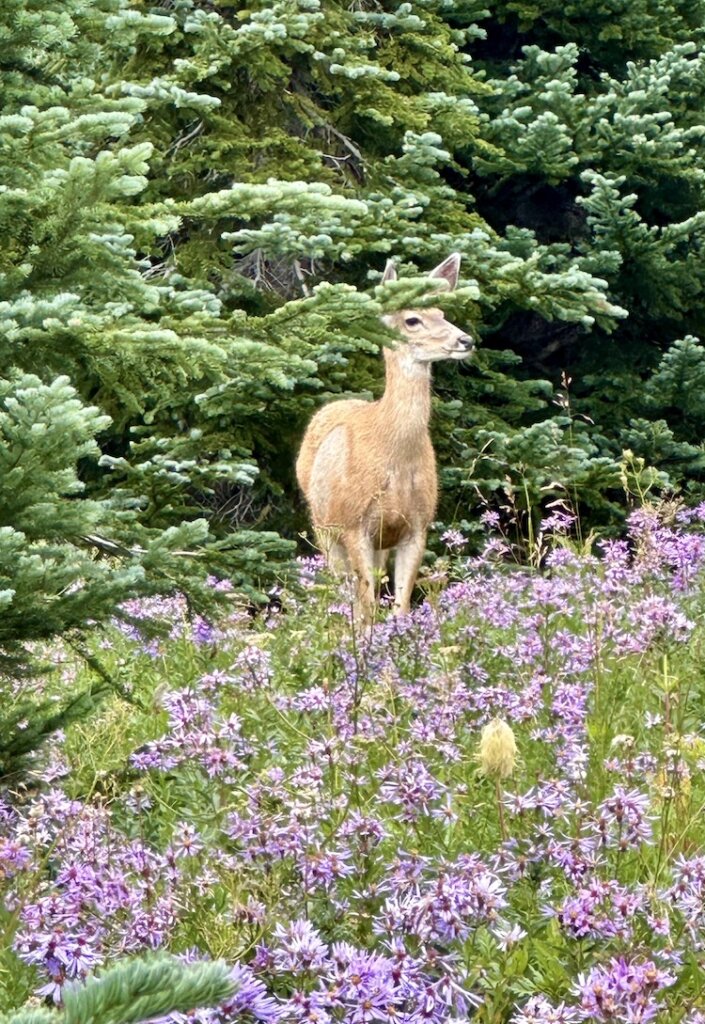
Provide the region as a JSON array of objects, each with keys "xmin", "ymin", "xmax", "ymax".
[{"xmin": 1, "ymin": 956, "xmax": 235, "ymax": 1024}]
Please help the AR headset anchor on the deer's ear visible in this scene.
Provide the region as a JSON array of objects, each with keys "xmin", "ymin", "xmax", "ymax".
[
  {"xmin": 429, "ymin": 253, "xmax": 461, "ymax": 292},
  {"xmin": 382, "ymin": 259, "xmax": 398, "ymax": 284}
]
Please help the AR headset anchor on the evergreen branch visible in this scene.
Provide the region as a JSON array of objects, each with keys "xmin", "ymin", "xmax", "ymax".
[
  {"xmin": 79, "ymin": 535, "xmax": 205, "ymax": 559},
  {"xmin": 3, "ymin": 1010, "xmax": 56, "ymax": 1024},
  {"xmin": 61, "ymin": 957, "xmax": 236, "ymax": 1024},
  {"xmin": 1, "ymin": 684, "xmax": 112, "ymax": 769}
]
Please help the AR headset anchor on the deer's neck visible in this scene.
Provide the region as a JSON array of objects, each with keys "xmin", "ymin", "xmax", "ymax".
[{"xmin": 376, "ymin": 349, "xmax": 432, "ymax": 449}]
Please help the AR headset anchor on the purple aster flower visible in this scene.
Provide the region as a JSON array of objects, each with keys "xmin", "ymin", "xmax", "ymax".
[
  {"xmin": 169, "ymin": 822, "xmax": 204, "ymax": 859},
  {"xmin": 223, "ymin": 964, "xmax": 283, "ymax": 1024},
  {"xmin": 574, "ymin": 957, "xmax": 674, "ymax": 1022},
  {"xmin": 299, "ymin": 847, "xmax": 353, "ymax": 893},
  {"xmin": 511, "ymin": 995, "xmax": 579, "ymax": 1023},
  {"xmin": 207, "ymin": 575, "xmax": 234, "ymax": 592},
  {"xmin": 0, "ymin": 837, "xmax": 32, "ymax": 877},
  {"xmin": 378, "ymin": 861, "xmax": 507, "ymax": 944},
  {"xmin": 594, "ymin": 786, "xmax": 653, "ymax": 851},
  {"xmin": 272, "ymin": 919, "xmax": 329, "ymax": 974},
  {"xmin": 480, "ymin": 509, "xmax": 501, "ymax": 529},
  {"xmin": 284, "ymin": 988, "xmax": 332, "ymax": 1024},
  {"xmin": 234, "ymin": 646, "xmax": 273, "ymax": 691},
  {"xmin": 540, "ymin": 510, "xmax": 576, "ymax": 535},
  {"xmin": 440, "ymin": 529, "xmax": 467, "ymax": 551},
  {"xmin": 296, "ymin": 555, "xmax": 327, "ymax": 588}
]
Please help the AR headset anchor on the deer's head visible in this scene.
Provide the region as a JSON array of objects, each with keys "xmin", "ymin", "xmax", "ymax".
[{"xmin": 381, "ymin": 254, "xmax": 474, "ymax": 364}]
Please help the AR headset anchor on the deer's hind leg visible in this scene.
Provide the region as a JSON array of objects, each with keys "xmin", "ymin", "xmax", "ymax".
[
  {"xmin": 393, "ymin": 530, "xmax": 427, "ymax": 616},
  {"xmin": 373, "ymin": 547, "xmax": 390, "ymax": 602},
  {"xmin": 342, "ymin": 529, "xmax": 376, "ymax": 623}
]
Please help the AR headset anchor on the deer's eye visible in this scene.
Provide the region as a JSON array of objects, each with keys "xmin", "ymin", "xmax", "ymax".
[{"xmin": 405, "ymin": 316, "xmax": 422, "ymax": 328}]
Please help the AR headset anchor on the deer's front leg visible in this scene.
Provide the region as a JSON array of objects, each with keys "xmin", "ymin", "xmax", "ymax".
[
  {"xmin": 343, "ymin": 529, "xmax": 376, "ymax": 623},
  {"xmin": 393, "ymin": 531, "xmax": 426, "ymax": 615},
  {"xmin": 317, "ymin": 529, "xmax": 350, "ymax": 576}
]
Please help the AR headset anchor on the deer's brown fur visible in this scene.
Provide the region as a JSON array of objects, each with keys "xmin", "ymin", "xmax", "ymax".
[{"xmin": 296, "ymin": 254, "xmax": 473, "ymax": 620}]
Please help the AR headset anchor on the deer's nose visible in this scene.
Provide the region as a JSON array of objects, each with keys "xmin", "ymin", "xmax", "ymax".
[{"xmin": 458, "ymin": 335, "xmax": 474, "ymax": 350}]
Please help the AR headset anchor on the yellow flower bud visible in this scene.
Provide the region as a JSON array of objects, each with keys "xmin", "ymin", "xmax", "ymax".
[{"xmin": 479, "ymin": 719, "xmax": 517, "ymax": 779}]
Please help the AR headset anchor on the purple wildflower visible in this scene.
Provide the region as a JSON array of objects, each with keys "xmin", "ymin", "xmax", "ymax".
[
  {"xmin": 272, "ymin": 920, "xmax": 329, "ymax": 974},
  {"xmin": 440, "ymin": 529, "xmax": 467, "ymax": 551},
  {"xmin": 574, "ymin": 957, "xmax": 674, "ymax": 1022},
  {"xmin": 512, "ymin": 995, "xmax": 579, "ymax": 1023}
]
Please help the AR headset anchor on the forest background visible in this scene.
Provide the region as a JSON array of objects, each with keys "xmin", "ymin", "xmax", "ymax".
[{"xmin": 5, "ymin": 0, "xmax": 705, "ymax": 670}]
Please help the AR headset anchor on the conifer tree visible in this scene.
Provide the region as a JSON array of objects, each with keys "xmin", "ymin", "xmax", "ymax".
[
  {"xmin": 0, "ymin": 0, "xmax": 280, "ymax": 768},
  {"xmin": 471, "ymin": 9, "xmax": 705, "ymax": 514}
]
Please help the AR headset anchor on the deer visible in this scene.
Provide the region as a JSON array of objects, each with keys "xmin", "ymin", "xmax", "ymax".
[{"xmin": 296, "ymin": 253, "xmax": 474, "ymax": 622}]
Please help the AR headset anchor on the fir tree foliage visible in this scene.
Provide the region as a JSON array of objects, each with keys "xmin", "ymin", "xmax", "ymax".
[
  {"xmin": 493, "ymin": 0, "xmax": 705, "ymax": 68},
  {"xmin": 1, "ymin": 956, "xmax": 235, "ymax": 1024},
  {"xmin": 644, "ymin": 336, "xmax": 705, "ymax": 438},
  {"xmin": 473, "ymin": 12, "xmax": 705, "ymax": 512},
  {"xmin": 0, "ymin": 368, "xmax": 207, "ymax": 661},
  {"xmin": 0, "ymin": 368, "xmax": 211, "ymax": 776}
]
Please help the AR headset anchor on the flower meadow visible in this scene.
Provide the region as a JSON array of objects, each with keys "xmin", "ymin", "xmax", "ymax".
[{"xmin": 5, "ymin": 506, "xmax": 705, "ymax": 1023}]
